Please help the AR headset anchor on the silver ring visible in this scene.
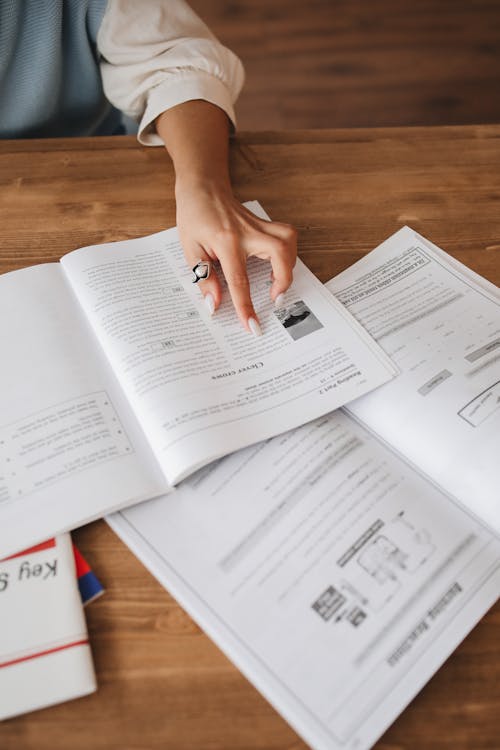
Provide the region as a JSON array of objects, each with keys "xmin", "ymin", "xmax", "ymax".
[{"xmin": 192, "ymin": 259, "xmax": 212, "ymax": 283}]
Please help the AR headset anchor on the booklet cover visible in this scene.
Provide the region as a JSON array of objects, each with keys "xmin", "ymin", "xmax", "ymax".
[{"xmin": 0, "ymin": 534, "xmax": 96, "ymax": 720}]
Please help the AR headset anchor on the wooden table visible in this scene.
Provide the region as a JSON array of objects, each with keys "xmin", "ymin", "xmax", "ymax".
[{"xmin": 1, "ymin": 127, "xmax": 499, "ymax": 750}]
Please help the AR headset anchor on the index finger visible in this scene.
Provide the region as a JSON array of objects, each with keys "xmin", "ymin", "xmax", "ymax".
[{"xmin": 216, "ymin": 231, "xmax": 261, "ymax": 335}]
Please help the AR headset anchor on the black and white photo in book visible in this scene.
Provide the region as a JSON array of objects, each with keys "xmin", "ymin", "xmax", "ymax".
[{"xmin": 274, "ymin": 300, "xmax": 324, "ymax": 340}]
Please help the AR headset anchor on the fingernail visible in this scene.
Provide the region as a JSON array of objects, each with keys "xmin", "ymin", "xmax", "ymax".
[
  {"xmin": 274, "ymin": 293, "xmax": 285, "ymax": 308},
  {"xmin": 248, "ymin": 317, "xmax": 262, "ymax": 337},
  {"xmin": 204, "ymin": 293, "xmax": 215, "ymax": 316}
]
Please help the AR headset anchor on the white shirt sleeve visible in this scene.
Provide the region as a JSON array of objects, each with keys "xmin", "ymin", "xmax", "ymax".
[{"xmin": 97, "ymin": 0, "xmax": 245, "ymax": 145}]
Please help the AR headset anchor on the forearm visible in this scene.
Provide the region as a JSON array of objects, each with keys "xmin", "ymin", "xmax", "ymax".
[{"xmin": 156, "ymin": 100, "xmax": 232, "ymax": 194}]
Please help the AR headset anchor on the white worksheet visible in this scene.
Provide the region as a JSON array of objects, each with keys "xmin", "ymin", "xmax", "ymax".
[
  {"xmin": 110, "ymin": 411, "xmax": 499, "ymax": 750},
  {"xmin": 328, "ymin": 227, "xmax": 500, "ymax": 533},
  {"xmin": 109, "ymin": 226, "xmax": 500, "ymax": 750}
]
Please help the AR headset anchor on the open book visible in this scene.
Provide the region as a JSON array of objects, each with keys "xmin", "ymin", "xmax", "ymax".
[
  {"xmin": 0, "ymin": 203, "xmax": 396, "ymax": 558},
  {"xmin": 109, "ymin": 227, "xmax": 500, "ymax": 750}
]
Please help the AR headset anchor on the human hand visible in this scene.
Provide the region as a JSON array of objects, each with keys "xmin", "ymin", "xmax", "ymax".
[
  {"xmin": 175, "ymin": 181, "xmax": 297, "ymax": 335},
  {"xmin": 156, "ymin": 100, "xmax": 296, "ymax": 332}
]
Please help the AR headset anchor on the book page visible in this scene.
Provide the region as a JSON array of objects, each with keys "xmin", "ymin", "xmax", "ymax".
[
  {"xmin": 0, "ymin": 534, "xmax": 96, "ymax": 719},
  {"xmin": 60, "ymin": 203, "xmax": 397, "ymax": 484},
  {"xmin": 0, "ymin": 264, "xmax": 167, "ymax": 558},
  {"xmin": 109, "ymin": 411, "xmax": 500, "ymax": 750},
  {"xmin": 327, "ymin": 228, "xmax": 500, "ymax": 535}
]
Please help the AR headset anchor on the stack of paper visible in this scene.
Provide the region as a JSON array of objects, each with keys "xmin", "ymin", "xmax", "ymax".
[{"xmin": 109, "ymin": 225, "xmax": 500, "ymax": 750}]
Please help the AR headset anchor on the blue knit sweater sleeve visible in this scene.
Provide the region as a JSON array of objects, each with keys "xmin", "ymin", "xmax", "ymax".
[{"xmin": 0, "ymin": 0, "xmax": 123, "ymax": 139}]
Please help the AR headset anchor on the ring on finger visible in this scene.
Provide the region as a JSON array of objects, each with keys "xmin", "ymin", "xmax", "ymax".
[{"xmin": 191, "ymin": 259, "xmax": 212, "ymax": 283}]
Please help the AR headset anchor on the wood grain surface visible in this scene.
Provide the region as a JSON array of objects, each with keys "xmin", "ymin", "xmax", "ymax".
[
  {"xmin": 0, "ymin": 128, "xmax": 499, "ymax": 749},
  {"xmin": 190, "ymin": 0, "xmax": 500, "ymax": 130}
]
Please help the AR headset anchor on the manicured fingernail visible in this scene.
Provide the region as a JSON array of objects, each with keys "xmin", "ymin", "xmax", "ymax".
[
  {"xmin": 274, "ymin": 293, "xmax": 285, "ymax": 307},
  {"xmin": 248, "ymin": 317, "xmax": 262, "ymax": 337},
  {"xmin": 204, "ymin": 293, "xmax": 215, "ymax": 316}
]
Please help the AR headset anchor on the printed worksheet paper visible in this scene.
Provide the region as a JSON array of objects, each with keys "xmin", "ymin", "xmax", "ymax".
[
  {"xmin": 110, "ymin": 411, "xmax": 499, "ymax": 750},
  {"xmin": 329, "ymin": 227, "xmax": 500, "ymax": 534},
  {"xmin": 109, "ymin": 226, "xmax": 500, "ymax": 750}
]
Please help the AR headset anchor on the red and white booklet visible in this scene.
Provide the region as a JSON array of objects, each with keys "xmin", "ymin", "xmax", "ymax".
[{"xmin": 0, "ymin": 534, "xmax": 96, "ymax": 720}]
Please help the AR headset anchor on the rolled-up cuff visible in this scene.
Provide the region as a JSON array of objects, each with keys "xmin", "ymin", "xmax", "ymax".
[{"xmin": 137, "ymin": 70, "xmax": 237, "ymax": 146}]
